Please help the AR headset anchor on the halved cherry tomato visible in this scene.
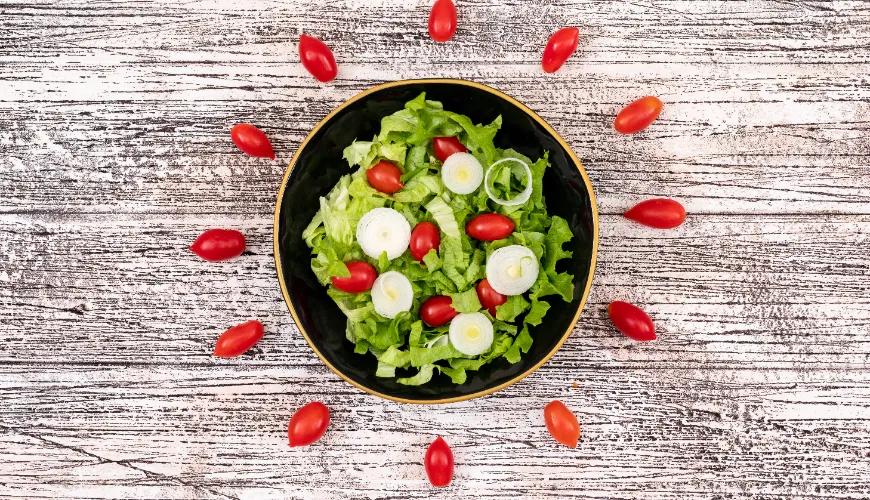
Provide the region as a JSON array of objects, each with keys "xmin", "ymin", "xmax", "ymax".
[
  {"xmin": 466, "ymin": 213, "xmax": 515, "ymax": 241},
  {"xmin": 410, "ymin": 222, "xmax": 441, "ymax": 262},
  {"xmin": 331, "ymin": 261, "xmax": 377, "ymax": 293},
  {"xmin": 366, "ymin": 161, "xmax": 404, "ymax": 194},
  {"xmin": 428, "ymin": 0, "xmax": 457, "ymax": 43},
  {"xmin": 190, "ymin": 229, "xmax": 246, "ymax": 262},
  {"xmin": 614, "ymin": 96, "xmax": 663, "ymax": 134},
  {"xmin": 624, "ymin": 198, "xmax": 686, "ymax": 229},
  {"xmin": 299, "ymin": 34, "xmax": 337, "ymax": 83},
  {"xmin": 542, "ymin": 27, "xmax": 579, "ymax": 73},
  {"xmin": 420, "ymin": 296, "xmax": 458, "ymax": 327},
  {"xmin": 433, "ymin": 136, "xmax": 467, "ymax": 163},
  {"xmin": 544, "ymin": 400, "xmax": 580, "ymax": 448},
  {"xmin": 607, "ymin": 301, "xmax": 656, "ymax": 341},
  {"xmin": 213, "ymin": 320, "xmax": 264, "ymax": 358},
  {"xmin": 288, "ymin": 401, "xmax": 330, "ymax": 447},
  {"xmin": 476, "ymin": 279, "xmax": 507, "ymax": 316},
  {"xmin": 230, "ymin": 124, "xmax": 275, "ymax": 159},
  {"xmin": 424, "ymin": 436, "xmax": 454, "ymax": 487}
]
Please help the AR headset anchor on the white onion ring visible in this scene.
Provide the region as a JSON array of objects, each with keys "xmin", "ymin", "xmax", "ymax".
[
  {"xmin": 371, "ymin": 271, "xmax": 413, "ymax": 319},
  {"xmin": 484, "ymin": 157, "xmax": 533, "ymax": 206},
  {"xmin": 486, "ymin": 245, "xmax": 539, "ymax": 296},
  {"xmin": 449, "ymin": 312, "xmax": 494, "ymax": 356},
  {"xmin": 356, "ymin": 208, "xmax": 411, "ymax": 260},
  {"xmin": 442, "ymin": 152, "xmax": 483, "ymax": 195}
]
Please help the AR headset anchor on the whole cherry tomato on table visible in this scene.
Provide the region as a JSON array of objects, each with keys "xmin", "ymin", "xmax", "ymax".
[
  {"xmin": 428, "ymin": 0, "xmax": 457, "ymax": 43},
  {"xmin": 288, "ymin": 401, "xmax": 330, "ymax": 447},
  {"xmin": 420, "ymin": 296, "xmax": 458, "ymax": 327},
  {"xmin": 544, "ymin": 400, "xmax": 581, "ymax": 448},
  {"xmin": 542, "ymin": 27, "xmax": 579, "ymax": 73},
  {"xmin": 466, "ymin": 213, "xmax": 515, "ymax": 241},
  {"xmin": 213, "ymin": 320, "xmax": 264, "ymax": 358},
  {"xmin": 614, "ymin": 96, "xmax": 663, "ymax": 134},
  {"xmin": 410, "ymin": 222, "xmax": 441, "ymax": 262},
  {"xmin": 366, "ymin": 161, "xmax": 404, "ymax": 194},
  {"xmin": 190, "ymin": 229, "xmax": 246, "ymax": 262},
  {"xmin": 476, "ymin": 279, "xmax": 507, "ymax": 316},
  {"xmin": 230, "ymin": 124, "xmax": 275, "ymax": 159},
  {"xmin": 624, "ymin": 198, "xmax": 686, "ymax": 229},
  {"xmin": 432, "ymin": 136, "xmax": 467, "ymax": 163},
  {"xmin": 299, "ymin": 34, "xmax": 338, "ymax": 83},
  {"xmin": 607, "ymin": 301, "xmax": 656, "ymax": 341},
  {"xmin": 424, "ymin": 436, "xmax": 454, "ymax": 487},
  {"xmin": 331, "ymin": 261, "xmax": 378, "ymax": 293}
]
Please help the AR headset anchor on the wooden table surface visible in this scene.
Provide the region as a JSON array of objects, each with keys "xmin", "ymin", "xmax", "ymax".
[{"xmin": 2, "ymin": 1, "xmax": 869, "ymax": 498}]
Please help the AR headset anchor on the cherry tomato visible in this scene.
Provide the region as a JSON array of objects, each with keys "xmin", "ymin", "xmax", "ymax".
[
  {"xmin": 288, "ymin": 401, "xmax": 330, "ymax": 447},
  {"xmin": 298, "ymin": 34, "xmax": 337, "ymax": 83},
  {"xmin": 420, "ymin": 296, "xmax": 458, "ymax": 327},
  {"xmin": 213, "ymin": 320, "xmax": 264, "ymax": 358},
  {"xmin": 614, "ymin": 96, "xmax": 663, "ymax": 134},
  {"xmin": 428, "ymin": 0, "xmax": 457, "ymax": 43},
  {"xmin": 544, "ymin": 400, "xmax": 580, "ymax": 448},
  {"xmin": 190, "ymin": 229, "xmax": 246, "ymax": 262},
  {"xmin": 410, "ymin": 222, "xmax": 441, "ymax": 262},
  {"xmin": 476, "ymin": 279, "xmax": 508, "ymax": 316},
  {"xmin": 331, "ymin": 261, "xmax": 378, "ymax": 293},
  {"xmin": 466, "ymin": 213, "xmax": 515, "ymax": 241},
  {"xmin": 424, "ymin": 436, "xmax": 454, "ymax": 487},
  {"xmin": 624, "ymin": 198, "xmax": 686, "ymax": 229},
  {"xmin": 230, "ymin": 124, "xmax": 275, "ymax": 159},
  {"xmin": 607, "ymin": 301, "xmax": 656, "ymax": 341},
  {"xmin": 542, "ymin": 27, "xmax": 579, "ymax": 73},
  {"xmin": 366, "ymin": 161, "xmax": 404, "ymax": 194},
  {"xmin": 432, "ymin": 136, "xmax": 467, "ymax": 163}
]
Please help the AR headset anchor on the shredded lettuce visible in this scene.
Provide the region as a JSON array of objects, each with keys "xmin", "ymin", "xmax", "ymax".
[{"xmin": 302, "ymin": 92, "xmax": 578, "ymax": 386}]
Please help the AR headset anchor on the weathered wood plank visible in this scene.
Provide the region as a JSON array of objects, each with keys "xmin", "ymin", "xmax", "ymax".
[
  {"xmin": 1, "ymin": 364, "xmax": 868, "ymax": 499},
  {"xmin": 2, "ymin": 213, "xmax": 868, "ymax": 367},
  {"xmin": 2, "ymin": 1, "xmax": 869, "ymax": 215}
]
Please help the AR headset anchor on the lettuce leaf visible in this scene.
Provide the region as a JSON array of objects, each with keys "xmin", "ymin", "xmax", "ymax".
[
  {"xmin": 447, "ymin": 288, "xmax": 482, "ymax": 314},
  {"xmin": 397, "ymin": 364, "xmax": 436, "ymax": 386}
]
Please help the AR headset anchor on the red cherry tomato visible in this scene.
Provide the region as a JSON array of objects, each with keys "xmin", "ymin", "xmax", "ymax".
[
  {"xmin": 410, "ymin": 222, "xmax": 441, "ymax": 262},
  {"xmin": 544, "ymin": 400, "xmax": 581, "ymax": 448},
  {"xmin": 476, "ymin": 279, "xmax": 507, "ymax": 316},
  {"xmin": 424, "ymin": 436, "xmax": 454, "ymax": 487},
  {"xmin": 428, "ymin": 0, "xmax": 457, "ymax": 43},
  {"xmin": 432, "ymin": 136, "xmax": 467, "ymax": 163},
  {"xmin": 466, "ymin": 213, "xmax": 515, "ymax": 241},
  {"xmin": 288, "ymin": 401, "xmax": 330, "ymax": 447},
  {"xmin": 213, "ymin": 320, "xmax": 264, "ymax": 358},
  {"xmin": 230, "ymin": 124, "xmax": 275, "ymax": 159},
  {"xmin": 366, "ymin": 161, "xmax": 404, "ymax": 194},
  {"xmin": 542, "ymin": 27, "xmax": 579, "ymax": 73},
  {"xmin": 190, "ymin": 229, "xmax": 246, "ymax": 262},
  {"xmin": 298, "ymin": 34, "xmax": 337, "ymax": 83},
  {"xmin": 607, "ymin": 301, "xmax": 656, "ymax": 341},
  {"xmin": 614, "ymin": 96, "xmax": 663, "ymax": 134},
  {"xmin": 420, "ymin": 296, "xmax": 458, "ymax": 327},
  {"xmin": 624, "ymin": 198, "xmax": 686, "ymax": 229},
  {"xmin": 331, "ymin": 261, "xmax": 378, "ymax": 293}
]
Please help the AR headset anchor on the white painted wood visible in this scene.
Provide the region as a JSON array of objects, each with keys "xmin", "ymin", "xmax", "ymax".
[{"xmin": 1, "ymin": 0, "xmax": 870, "ymax": 498}]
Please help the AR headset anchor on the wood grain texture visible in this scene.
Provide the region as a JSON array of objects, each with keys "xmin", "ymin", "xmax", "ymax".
[{"xmin": 2, "ymin": 0, "xmax": 870, "ymax": 498}]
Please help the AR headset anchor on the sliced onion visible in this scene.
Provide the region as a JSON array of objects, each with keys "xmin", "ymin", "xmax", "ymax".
[
  {"xmin": 442, "ymin": 152, "xmax": 483, "ymax": 195},
  {"xmin": 356, "ymin": 208, "xmax": 411, "ymax": 260},
  {"xmin": 371, "ymin": 271, "xmax": 413, "ymax": 319},
  {"xmin": 484, "ymin": 157, "xmax": 533, "ymax": 206},
  {"xmin": 486, "ymin": 245, "xmax": 539, "ymax": 296},
  {"xmin": 449, "ymin": 312, "xmax": 494, "ymax": 356}
]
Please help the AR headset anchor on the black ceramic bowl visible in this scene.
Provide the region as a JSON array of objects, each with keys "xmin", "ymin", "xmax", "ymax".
[{"xmin": 274, "ymin": 79, "xmax": 598, "ymax": 403}]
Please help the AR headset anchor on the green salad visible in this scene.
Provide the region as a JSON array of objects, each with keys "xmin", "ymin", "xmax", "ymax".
[{"xmin": 302, "ymin": 93, "xmax": 574, "ymax": 386}]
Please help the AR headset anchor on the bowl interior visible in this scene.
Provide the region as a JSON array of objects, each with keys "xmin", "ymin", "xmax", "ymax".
[{"xmin": 276, "ymin": 80, "xmax": 596, "ymax": 402}]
